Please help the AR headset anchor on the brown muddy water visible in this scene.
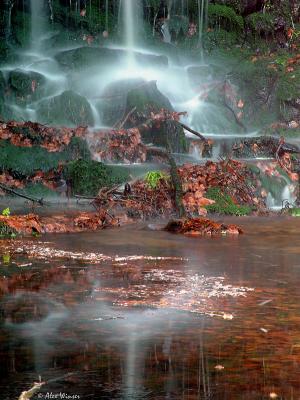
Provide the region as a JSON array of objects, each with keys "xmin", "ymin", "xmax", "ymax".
[{"xmin": 0, "ymin": 217, "xmax": 300, "ymax": 400}]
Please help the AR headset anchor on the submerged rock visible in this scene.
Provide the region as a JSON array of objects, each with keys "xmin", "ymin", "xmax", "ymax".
[{"xmin": 37, "ymin": 90, "xmax": 94, "ymax": 126}]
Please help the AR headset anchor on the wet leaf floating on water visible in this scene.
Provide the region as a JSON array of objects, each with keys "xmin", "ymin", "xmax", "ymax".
[
  {"xmin": 260, "ymin": 328, "xmax": 269, "ymax": 333},
  {"xmin": 223, "ymin": 313, "xmax": 234, "ymax": 320},
  {"xmin": 214, "ymin": 365, "xmax": 225, "ymax": 371}
]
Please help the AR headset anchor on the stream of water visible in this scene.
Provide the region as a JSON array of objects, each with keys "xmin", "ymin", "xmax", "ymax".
[{"xmin": 1, "ymin": 218, "xmax": 300, "ymax": 399}]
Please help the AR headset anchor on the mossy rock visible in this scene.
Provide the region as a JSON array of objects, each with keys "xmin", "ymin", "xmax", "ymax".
[
  {"xmin": 0, "ymin": 137, "xmax": 90, "ymax": 179},
  {"xmin": 230, "ymin": 57, "xmax": 280, "ymax": 129},
  {"xmin": 63, "ymin": 159, "xmax": 130, "ymax": 196},
  {"xmin": 125, "ymin": 80, "xmax": 187, "ymax": 153},
  {"xmin": 246, "ymin": 12, "xmax": 274, "ymax": 36},
  {"xmin": 276, "ymin": 68, "xmax": 300, "ymax": 121},
  {"xmin": 205, "ymin": 187, "xmax": 252, "ymax": 216},
  {"xmin": 37, "ymin": 90, "xmax": 94, "ymax": 126},
  {"xmin": 100, "ymin": 78, "xmax": 145, "ymax": 126},
  {"xmin": 208, "ymin": 4, "xmax": 244, "ymax": 31},
  {"xmin": 8, "ymin": 69, "xmax": 47, "ymax": 104},
  {"xmin": 55, "ymin": 47, "xmax": 168, "ymax": 71}
]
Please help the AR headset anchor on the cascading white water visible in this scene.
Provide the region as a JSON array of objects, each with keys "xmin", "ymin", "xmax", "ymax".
[
  {"xmin": 120, "ymin": 0, "xmax": 141, "ymax": 66},
  {"xmin": 198, "ymin": 0, "xmax": 208, "ymax": 52},
  {"xmin": 123, "ymin": 0, "xmax": 135, "ymax": 50},
  {"xmin": 30, "ymin": 0, "xmax": 46, "ymax": 51}
]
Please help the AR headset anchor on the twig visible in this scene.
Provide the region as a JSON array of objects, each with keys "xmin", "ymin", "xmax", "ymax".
[
  {"xmin": 116, "ymin": 106, "xmax": 137, "ymax": 129},
  {"xmin": 0, "ymin": 184, "xmax": 44, "ymax": 205},
  {"xmin": 179, "ymin": 122, "xmax": 207, "ymax": 142}
]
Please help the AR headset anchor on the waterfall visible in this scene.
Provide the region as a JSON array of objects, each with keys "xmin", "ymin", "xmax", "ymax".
[
  {"xmin": 198, "ymin": 0, "xmax": 208, "ymax": 52},
  {"xmin": 30, "ymin": 0, "xmax": 46, "ymax": 51},
  {"xmin": 120, "ymin": 0, "xmax": 141, "ymax": 66},
  {"xmin": 105, "ymin": 0, "xmax": 109, "ymax": 32},
  {"xmin": 4, "ymin": 0, "xmax": 15, "ymax": 43},
  {"xmin": 122, "ymin": 0, "xmax": 136, "ymax": 50}
]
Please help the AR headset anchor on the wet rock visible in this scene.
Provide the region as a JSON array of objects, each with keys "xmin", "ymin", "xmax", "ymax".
[
  {"xmin": 125, "ymin": 80, "xmax": 187, "ymax": 153},
  {"xmin": 37, "ymin": 90, "xmax": 94, "ymax": 126},
  {"xmin": 55, "ymin": 46, "xmax": 168, "ymax": 71},
  {"xmin": 99, "ymin": 78, "xmax": 187, "ymax": 152},
  {"xmin": 99, "ymin": 78, "xmax": 145, "ymax": 126},
  {"xmin": 232, "ymin": 136, "xmax": 300, "ymax": 159},
  {"xmin": 8, "ymin": 69, "xmax": 46, "ymax": 104}
]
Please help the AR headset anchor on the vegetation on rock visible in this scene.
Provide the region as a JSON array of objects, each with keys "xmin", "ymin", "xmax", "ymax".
[{"xmin": 63, "ymin": 159, "xmax": 129, "ymax": 196}]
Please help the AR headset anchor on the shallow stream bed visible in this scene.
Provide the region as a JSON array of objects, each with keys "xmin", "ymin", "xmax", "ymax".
[{"xmin": 0, "ymin": 217, "xmax": 300, "ymax": 399}]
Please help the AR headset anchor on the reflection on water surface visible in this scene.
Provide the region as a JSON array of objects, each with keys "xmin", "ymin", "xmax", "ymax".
[{"xmin": 1, "ymin": 218, "xmax": 300, "ymax": 399}]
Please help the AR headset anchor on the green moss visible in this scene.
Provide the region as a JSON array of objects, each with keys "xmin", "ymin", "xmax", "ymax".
[
  {"xmin": 64, "ymin": 159, "xmax": 129, "ymax": 196},
  {"xmin": 0, "ymin": 137, "xmax": 90, "ymax": 179},
  {"xmin": 208, "ymin": 4, "xmax": 244, "ymax": 31},
  {"xmin": 203, "ymin": 29, "xmax": 240, "ymax": 50},
  {"xmin": 205, "ymin": 187, "xmax": 252, "ymax": 216},
  {"xmin": 277, "ymin": 69, "xmax": 300, "ymax": 102},
  {"xmin": 246, "ymin": 12, "xmax": 274, "ymax": 36},
  {"xmin": 8, "ymin": 69, "xmax": 46, "ymax": 104},
  {"xmin": 37, "ymin": 90, "xmax": 94, "ymax": 126},
  {"xmin": 126, "ymin": 82, "xmax": 187, "ymax": 153}
]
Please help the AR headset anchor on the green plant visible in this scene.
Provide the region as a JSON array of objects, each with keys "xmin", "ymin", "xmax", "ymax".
[
  {"xmin": 1, "ymin": 207, "xmax": 10, "ymax": 217},
  {"xmin": 208, "ymin": 4, "xmax": 244, "ymax": 32},
  {"xmin": 2, "ymin": 253, "xmax": 11, "ymax": 264},
  {"xmin": 205, "ymin": 187, "xmax": 252, "ymax": 216},
  {"xmin": 0, "ymin": 222, "xmax": 17, "ymax": 238},
  {"xmin": 289, "ymin": 208, "xmax": 300, "ymax": 217},
  {"xmin": 246, "ymin": 12, "xmax": 274, "ymax": 36},
  {"xmin": 145, "ymin": 171, "xmax": 169, "ymax": 189},
  {"xmin": 64, "ymin": 159, "xmax": 129, "ymax": 196}
]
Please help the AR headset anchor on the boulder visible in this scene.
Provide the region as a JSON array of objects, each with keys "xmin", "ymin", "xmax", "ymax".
[
  {"xmin": 8, "ymin": 69, "xmax": 46, "ymax": 104},
  {"xmin": 99, "ymin": 78, "xmax": 145, "ymax": 126},
  {"xmin": 37, "ymin": 90, "xmax": 94, "ymax": 126},
  {"xmin": 54, "ymin": 46, "xmax": 168, "ymax": 71},
  {"xmin": 125, "ymin": 80, "xmax": 187, "ymax": 153},
  {"xmin": 100, "ymin": 78, "xmax": 187, "ymax": 153}
]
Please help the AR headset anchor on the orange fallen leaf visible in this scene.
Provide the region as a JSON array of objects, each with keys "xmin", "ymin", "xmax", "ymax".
[{"xmin": 237, "ymin": 99, "xmax": 244, "ymax": 108}]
